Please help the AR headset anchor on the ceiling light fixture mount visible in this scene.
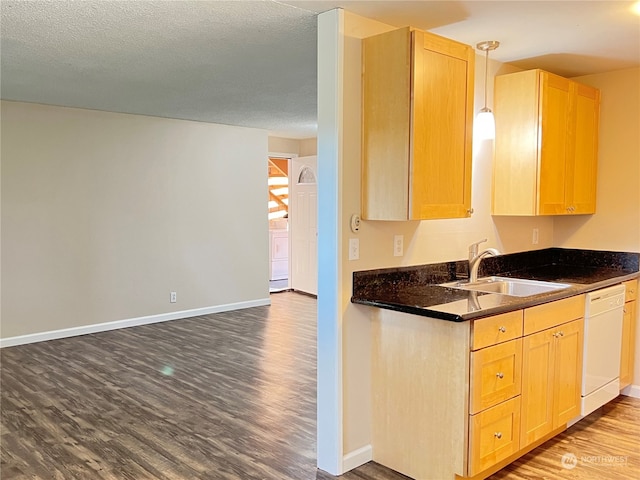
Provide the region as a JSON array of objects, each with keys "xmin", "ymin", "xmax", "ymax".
[{"xmin": 475, "ymin": 40, "xmax": 500, "ymax": 140}]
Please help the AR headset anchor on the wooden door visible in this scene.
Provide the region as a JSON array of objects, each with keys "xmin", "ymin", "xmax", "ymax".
[
  {"xmin": 290, "ymin": 156, "xmax": 317, "ymax": 295},
  {"xmin": 552, "ymin": 319, "xmax": 584, "ymax": 427},
  {"xmin": 538, "ymin": 72, "xmax": 571, "ymax": 215},
  {"xmin": 520, "ymin": 328, "xmax": 555, "ymax": 447},
  {"xmin": 567, "ymin": 83, "xmax": 599, "ymax": 214},
  {"xmin": 410, "ymin": 30, "xmax": 473, "ymax": 220}
]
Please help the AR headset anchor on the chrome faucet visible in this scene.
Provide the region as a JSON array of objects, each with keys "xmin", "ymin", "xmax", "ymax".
[{"xmin": 468, "ymin": 239, "xmax": 500, "ymax": 283}]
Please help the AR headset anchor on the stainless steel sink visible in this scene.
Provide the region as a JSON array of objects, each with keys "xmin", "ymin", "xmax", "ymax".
[{"xmin": 441, "ymin": 276, "xmax": 571, "ymax": 297}]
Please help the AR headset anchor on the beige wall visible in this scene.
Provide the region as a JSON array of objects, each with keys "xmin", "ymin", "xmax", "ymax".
[
  {"xmin": 300, "ymin": 137, "xmax": 317, "ymax": 157},
  {"xmin": 268, "ymin": 136, "xmax": 301, "ymax": 155},
  {"xmin": 339, "ymin": 13, "xmax": 554, "ymax": 454},
  {"xmin": 268, "ymin": 136, "xmax": 317, "ymax": 157},
  {"xmin": 554, "ymin": 68, "xmax": 640, "ymax": 385},
  {"xmin": 554, "ymin": 68, "xmax": 640, "ymax": 251},
  {"xmin": 1, "ymin": 101, "xmax": 269, "ymax": 339}
]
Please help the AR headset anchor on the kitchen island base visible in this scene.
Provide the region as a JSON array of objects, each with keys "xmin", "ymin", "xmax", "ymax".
[
  {"xmin": 372, "ymin": 308, "xmax": 470, "ymax": 479},
  {"xmin": 370, "ymin": 294, "xmax": 585, "ymax": 479}
]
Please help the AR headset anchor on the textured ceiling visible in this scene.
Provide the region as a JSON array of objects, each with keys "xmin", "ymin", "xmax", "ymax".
[
  {"xmin": 1, "ymin": 1, "xmax": 318, "ymax": 137},
  {"xmin": 2, "ymin": 1, "xmax": 639, "ymax": 138}
]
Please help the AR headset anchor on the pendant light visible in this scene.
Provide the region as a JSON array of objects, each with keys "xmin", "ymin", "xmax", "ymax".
[{"xmin": 475, "ymin": 40, "xmax": 500, "ymax": 140}]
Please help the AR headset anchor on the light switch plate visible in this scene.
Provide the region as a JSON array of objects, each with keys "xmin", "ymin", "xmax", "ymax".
[{"xmin": 349, "ymin": 238, "xmax": 360, "ymax": 261}]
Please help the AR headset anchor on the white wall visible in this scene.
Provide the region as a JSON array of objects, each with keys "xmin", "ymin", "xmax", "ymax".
[{"xmin": 1, "ymin": 101, "xmax": 269, "ymax": 341}]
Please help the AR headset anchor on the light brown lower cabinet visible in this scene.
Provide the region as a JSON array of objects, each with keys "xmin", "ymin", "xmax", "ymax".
[
  {"xmin": 468, "ymin": 396, "xmax": 521, "ymax": 475},
  {"xmin": 520, "ymin": 318, "xmax": 583, "ymax": 448},
  {"xmin": 371, "ymin": 294, "xmax": 585, "ymax": 480},
  {"xmin": 620, "ymin": 279, "xmax": 638, "ymax": 389},
  {"xmin": 469, "ymin": 339, "xmax": 522, "ymax": 414}
]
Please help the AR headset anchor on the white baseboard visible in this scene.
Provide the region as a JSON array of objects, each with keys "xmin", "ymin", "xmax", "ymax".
[
  {"xmin": 0, "ymin": 298, "xmax": 271, "ymax": 348},
  {"xmin": 342, "ymin": 445, "xmax": 372, "ymax": 472},
  {"xmin": 621, "ymin": 384, "xmax": 640, "ymax": 398}
]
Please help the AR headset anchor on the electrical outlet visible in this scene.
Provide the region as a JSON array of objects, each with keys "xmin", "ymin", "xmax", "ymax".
[
  {"xmin": 394, "ymin": 235, "xmax": 404, "ymax": 257},
  {"xmin": 532, "ymin": 228, "xmax": 539, "ymax": 245},
  {"xmin": 349, "ymin": 238, "xmax": 359, "ymax": 261},
  {"xmin": 170, "ymin": 291, "xmax": 177, "ymax": 303}
]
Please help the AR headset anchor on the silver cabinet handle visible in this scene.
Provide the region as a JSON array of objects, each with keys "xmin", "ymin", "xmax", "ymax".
[
  {"xmin": 496, "ymin": 372, "xmax": 504, "ymax": 379},
  {"xmin": 498, "ymin": 326, "xmax": 506, "ymax": 333},
  {"xmin": 494, "ymin": 432, "xmax": 502, "ymax": 439}
]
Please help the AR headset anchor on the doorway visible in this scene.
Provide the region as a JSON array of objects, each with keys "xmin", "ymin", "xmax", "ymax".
[
  {"xmin": 267, "ymin": 153, "xmax": 318, "ymax": 296},
  {"xmin": 268, "ymin": 156, "xmax": 291, "ymax": 293},
  {"xmin": 289, "ymin": 155, "xmax": 318, "ymax": 296}
]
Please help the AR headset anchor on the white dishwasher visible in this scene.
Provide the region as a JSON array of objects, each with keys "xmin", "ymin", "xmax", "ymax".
[{"xmin": 581, "ymin": 284, "xmax": 626, "ymax": 417}]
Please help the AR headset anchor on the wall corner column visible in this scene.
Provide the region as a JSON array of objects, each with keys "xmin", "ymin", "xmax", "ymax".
[{"xmin": 316, "ymin": 8, "xmax": 345, "ymax": 476}]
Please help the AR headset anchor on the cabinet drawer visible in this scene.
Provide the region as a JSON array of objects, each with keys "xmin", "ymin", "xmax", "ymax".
[
  {"xmin": 524, "ymin": 295, "xmax": 584, "ymax": 335},
  {"xmin": 468, "ymin": 396, "xmax": 521, "ymax": 476},
  {"xmin": 470, "ymin": 339, "xmax": 522, "ymax": 414},
  {"xmin": 624, "ymin": 280, "xmax": 638, "ymax": 302},
  {"xmin": 472, "ymin": 311, "xmax": 523, "ymax": 350}
]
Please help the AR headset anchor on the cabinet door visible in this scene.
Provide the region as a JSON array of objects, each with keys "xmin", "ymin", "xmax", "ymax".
[
  {"xmin": 410, "ymin": 30, "xmax": 474, "ymax": 220},
  {"xmin": 470, "ymin": 339, "xmax": 522, "ymax": 414},
  {"xmin": 492, "ymin": 70, "xmax": 540, "ymax": 216},
  {"xmin": 520, "ymin": 328, "xmax": 555, "ymax": 447},
  {"xmin": 567, "ymin": 83, "xmax": 599, "ymax": 214},
  {"xmin": 538, "ymin": 72, "xmax": 571, "ymax": 215},
  {"xmin": 468, "ymin": 396, "xmax": 521, "ymax": 476},
  {"xmin": 552, "ymin": 319, "xmax": 584, "ymax": 427},
  {"xmin": 620, "ymin": 300, "xmax": 637, "ymax": 389}
]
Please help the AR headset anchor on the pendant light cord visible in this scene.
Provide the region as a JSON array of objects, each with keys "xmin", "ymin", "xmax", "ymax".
[
  {"xmin": 484, "ymin": 48, "xmax": 489, "ymax": 110},
  {"xmin": 476, "ymin": 41, "xmax": 499, "ymax": 111}
]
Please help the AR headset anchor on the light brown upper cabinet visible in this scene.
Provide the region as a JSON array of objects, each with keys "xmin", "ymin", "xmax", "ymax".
[
  {"xmin": 492, "ymin": 69, "xmax": 600, "ymax": 216},
  {"xmin": 362, "ymin": 27, "xmax": 475, "ymax": 220}
]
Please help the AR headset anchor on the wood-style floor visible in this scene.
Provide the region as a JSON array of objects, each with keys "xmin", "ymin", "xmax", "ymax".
[{"xmin": 2, "ymin": 292, "xmax": 639, "ymax": 479}]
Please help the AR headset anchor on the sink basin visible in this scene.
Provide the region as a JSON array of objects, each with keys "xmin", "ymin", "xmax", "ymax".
[{"xmin": 441, "ymin": 276, "xmax": 571, "ymax": 297}]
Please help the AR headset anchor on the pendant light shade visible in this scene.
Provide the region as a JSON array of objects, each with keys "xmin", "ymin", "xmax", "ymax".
[
  {"xmin": 475, "ymin": 40, "xmax": 500, "ymax": 140},
  {"xmin": 475, "ymin": 108, "xmax": 495, "ymax": 140}
]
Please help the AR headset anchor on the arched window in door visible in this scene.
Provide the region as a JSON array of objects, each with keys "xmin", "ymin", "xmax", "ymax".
[{"xmin": 297, "ymin": 166, "xmax": 316, "ymax": 185}]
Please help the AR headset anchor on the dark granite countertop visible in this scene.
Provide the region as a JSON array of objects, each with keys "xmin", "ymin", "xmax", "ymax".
[{"xmin": 351, "ymin": 248, "xmax": 640, "ymax": 322}]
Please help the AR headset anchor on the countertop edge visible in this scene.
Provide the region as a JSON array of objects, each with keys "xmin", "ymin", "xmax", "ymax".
[{"xmin": 351, "ymin": 271, "xmax": 639, "ymax": 322}]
